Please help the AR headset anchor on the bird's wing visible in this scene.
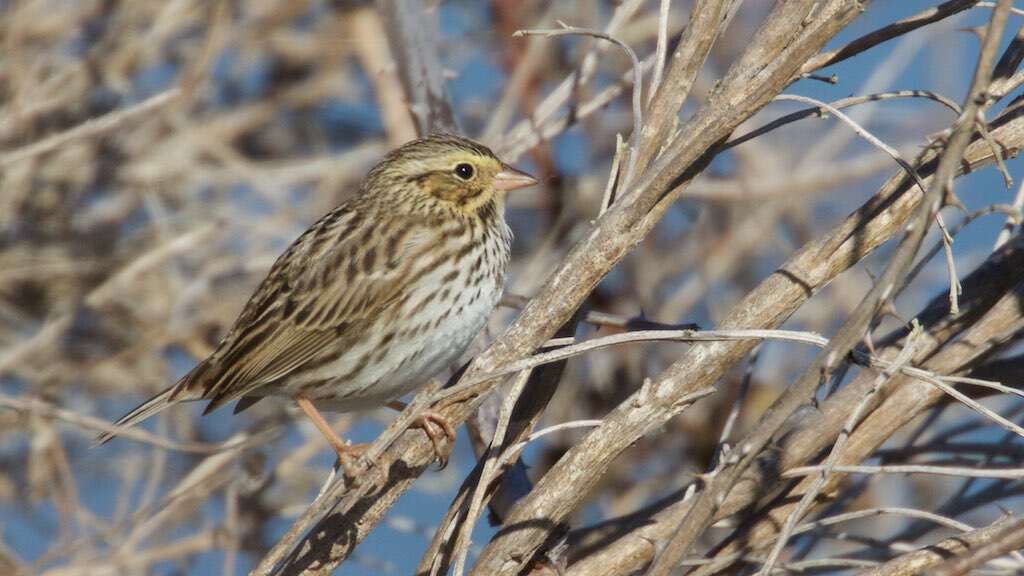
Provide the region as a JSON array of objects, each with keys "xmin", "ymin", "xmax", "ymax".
[{"xmin": 183, "ymin": 205, "xmax": 435, "ymax": 410}]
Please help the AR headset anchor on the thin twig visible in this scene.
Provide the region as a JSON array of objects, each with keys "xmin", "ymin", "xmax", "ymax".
[
  {"xmin": 600, "ymin": 133, "xmax": 626, "ymax": 215},
  {"xmin": 523, "ymin": 419, "xmax": 604, "ymax": 443},
  {"xmin": 727, "ymin": 90, "xmax": 961, "ymax": 151},
  {"xmin": 0, "ymin": 88, "xmax": 181, "ymax": 168},
  {"xmin": 773, "ymin": 94, "xmax": 930, "ymax": 193},
  {"xmin": 451, "ymin": 370, "xmax": 533, "ymax": 576},
  {"xmin": 934, "ymin": 212, "xmax": 963, "ymax": 315},
  {"xmin": 757, "ymin": 323, "xmax": 923, "ymax": 575},
  {"xmin": 648, "ymin": 0, "xmax": 672, "ymax": 106},
  {"xmin": 977, "ymin": 1, "xmax": 1024, "ymax": 17},
  {"xmin": 500, "ymin": 54, "xmax": 656, "ymax": 160},
  {"xmin": 801, "ymin": 0, "xmax": 981, "ymax": 74},
  {"xmin": 713, "ymin": 344, "xmax": 759, "ymax": 466},
  {"xmin": 784, "ymin": 463, "xmax": 1024, "ymax": 480},
  {"xmin": 905, "ymin": 369, "xmax": 1024, "ymax": 440},
  {"xmin": 437, "ymin": 325, "xmax": 1024, "ymax": 451},
  {"xmin": 435, "ymin": 328, "xmax": 831, "ymax": 400},
  {"xmin": 498, "ymin": 0, "xmax": 646, "ymax": 155},
  {"xmin": 994, "ymin": 179, "xmax": 1024, "ymax": 249},
  {"xmin": 975, "ymin": 108, "xmax": 1014, "ymax": 187},
  {"xmin": 515, "ymin": 22, "xmax": 644, "ymax": 186},
  {"xmin": 0, "ymin": 394, "xmax": 264, "ymax": 454}
]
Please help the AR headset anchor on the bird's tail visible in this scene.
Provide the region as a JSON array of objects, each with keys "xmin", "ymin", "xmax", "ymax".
[{"xmin": 94, "ymin": 387, "xmax": 180, "ymax": 445}]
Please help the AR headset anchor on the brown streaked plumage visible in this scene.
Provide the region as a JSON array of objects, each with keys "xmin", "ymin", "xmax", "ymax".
[{"xmin": 98, "ymin": 133, "xmax": 537, "ymax": 473}]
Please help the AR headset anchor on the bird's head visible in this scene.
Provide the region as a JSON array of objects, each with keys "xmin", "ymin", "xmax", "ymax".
[{"xmin": 367, "ymin": 134, "xmax": 537, "ymax": 216}]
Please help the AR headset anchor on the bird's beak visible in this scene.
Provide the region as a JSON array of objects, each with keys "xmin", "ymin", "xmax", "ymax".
[{"xmin": 493, "ymin": 165, "xmax": 538, "ymax": 191}]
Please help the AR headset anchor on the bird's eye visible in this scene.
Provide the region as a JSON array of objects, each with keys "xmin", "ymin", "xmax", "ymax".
[{"xmin": 454, "ymin": 163, "xmax": 475, "ymax": 180}]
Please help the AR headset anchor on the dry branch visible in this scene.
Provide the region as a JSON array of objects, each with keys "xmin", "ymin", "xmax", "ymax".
[
  {"xmin": 800, "ymin": 0, "xmax": 980, "ymax": 75},
  {"xmin": 376, "ymin": 0, "xmax": 457, "ymax": 135},
  {"xmin": 859, "ymin": 515, "xmax": 1024, "ymax": 576},
  {"xmin": 558, "ymin": 29, "xmax": 1024, "ymax": 576},
  {"xmin": 471, "ymin": 2, "xmax": 875, "ymax": 574},
  {"xmin": 649, "ymin": 4, "xmax": 1013, "ymax": 571}
]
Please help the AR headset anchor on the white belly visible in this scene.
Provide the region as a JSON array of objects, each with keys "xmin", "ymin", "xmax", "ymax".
[
  {"xmin": 383, "ymin": 278, "xmax": 499, "ymax": 396},
  {"xmin": 291, "ymin": 241, "xmax": 506, "ymax": 412}
]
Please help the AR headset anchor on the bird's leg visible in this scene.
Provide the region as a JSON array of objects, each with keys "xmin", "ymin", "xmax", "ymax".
[
  {"xmin": 295, "ymin": 396, "xmax": 367, "ymax": 479},
  {"xmin": 386, "ymin": 400, "xmax": 456, "ymax": 468}
]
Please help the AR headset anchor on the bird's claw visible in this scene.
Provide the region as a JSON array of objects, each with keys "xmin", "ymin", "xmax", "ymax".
[{"xmin": 410, "ymin": 410, "xmax": 456, "ymax": 469}]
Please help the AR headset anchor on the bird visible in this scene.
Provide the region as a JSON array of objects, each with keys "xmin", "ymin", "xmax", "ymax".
[{"xmin": 97, "ymin": 133, "xmax": 537, "ymax": 476}]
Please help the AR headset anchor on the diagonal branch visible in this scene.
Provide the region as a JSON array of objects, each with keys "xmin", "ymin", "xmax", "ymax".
[
  {"xmin": 801, "ymin": 0, "xmax": 980, "ymax": 75},
  {"xmin": 646, "ymin": 3, "xmax": 1014, "ymax": 572},
  {"xmin": 566, "ymin": 229, "xmax": 1024, "ymax": 575},
  {"xmin": 468, "ymin": 2, "xmax": 873, "ymax": 574},
  {"xmin": 860, "ymin": 515, "xmax": 1024, "ymax": 576}
]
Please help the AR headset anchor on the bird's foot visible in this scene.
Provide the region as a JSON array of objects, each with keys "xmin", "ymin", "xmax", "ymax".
[
  {"xmin": 332, "ymin": 441, "xmax": 371, "ymax": 481},
  {"xmin": 314, "ymin": 442, "xmax": 385, "ymax": 497},
  {"xmin": 296, "ymin": 395, "xmax": 376, "ymax": 484},
  {"xmin": 410, "ymin": 410, "xmax": 456, "ymax": 469},
  {"xmin": 385, "ymin": 401, "xmax": 456, "ymax": 468}
]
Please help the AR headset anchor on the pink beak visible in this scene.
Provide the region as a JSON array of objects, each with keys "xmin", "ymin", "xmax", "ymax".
[{"xmin": 493, "ymin": 165, "xmax": 538, "ymax": 191}]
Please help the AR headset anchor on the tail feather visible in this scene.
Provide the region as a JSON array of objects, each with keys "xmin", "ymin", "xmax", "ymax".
[
  {"xmin": 94, "ymin": 358, "xmax": 250, "ymax": 446},
  {"xmin": 95, "ymin": 387, "xmax": 179, "ymax": 445}
]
